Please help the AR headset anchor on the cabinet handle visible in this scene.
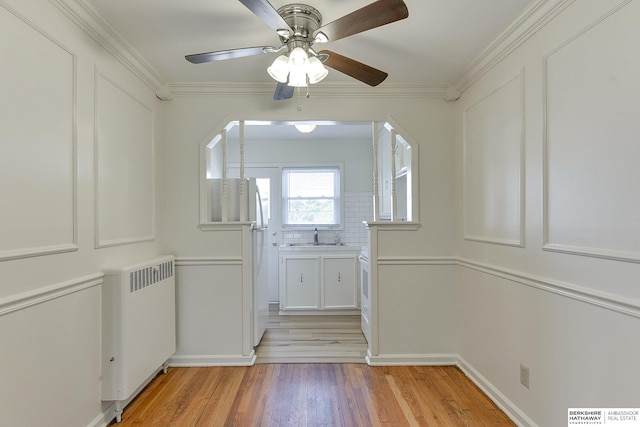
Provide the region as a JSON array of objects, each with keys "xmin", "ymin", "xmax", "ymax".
[
  {"xmin": 338, "ymin": 272, "xmax": 341, "ymax": 282},
  {"xmin": 300, "ymin": 273, "xmax": 303, "ymax": 283}
]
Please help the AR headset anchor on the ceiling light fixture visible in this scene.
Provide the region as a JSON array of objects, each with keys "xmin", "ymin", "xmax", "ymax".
[
  {"xmin": 267, "ymin": 47, "xmax": 328, "ymax": 88},
  {"xmin": 294, "ymin": 123, "xmax": 317, "ymax": 133}
]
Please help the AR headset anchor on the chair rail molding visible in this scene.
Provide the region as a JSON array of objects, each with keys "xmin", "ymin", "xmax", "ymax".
[{"xmin": 0, "ymin": 273, "xmax": 103, "ymax": 317}]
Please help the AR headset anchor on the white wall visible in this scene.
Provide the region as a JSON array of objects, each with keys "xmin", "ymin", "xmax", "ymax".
[
  {"xmin": 229, "ymin": 137, "xmax": 374, "ymax": 246},
  {"xmin": 454, "ymin": 0, "xmax": 640, "ymax": 425},
  {"xmin": 160, "ymin": 91, "xmax": 458, "ymax": 365},
  {"xmin": 228, "ymin": 137, "xmax": 374, "ymax": 191},
  {"xmin": 0, "ymin": 0, "xmax": 163, "ymax": 425}
]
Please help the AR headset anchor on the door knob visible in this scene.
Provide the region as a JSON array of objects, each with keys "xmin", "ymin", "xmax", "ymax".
[{"xmin": 272, "ymin": 242, "xmax": 278, "ymax": 246}]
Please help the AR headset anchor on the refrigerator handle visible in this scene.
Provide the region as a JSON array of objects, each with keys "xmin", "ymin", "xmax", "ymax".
[{"xmin": 256, "ymin": 186, "xmax": 265, "ymax": 230}]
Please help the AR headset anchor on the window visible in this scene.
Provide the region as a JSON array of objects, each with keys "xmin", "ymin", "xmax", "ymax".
[{"xmin": 282, "ymin": 167, "xmax": 341, "ymax": 228}]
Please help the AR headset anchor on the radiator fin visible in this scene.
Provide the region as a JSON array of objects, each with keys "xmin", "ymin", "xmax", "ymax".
[{"xmin": 129, "ymin": 261, "xmax": 174, "ymax": 293}]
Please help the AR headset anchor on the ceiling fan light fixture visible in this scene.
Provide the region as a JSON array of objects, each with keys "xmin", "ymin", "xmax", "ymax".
[
  {"xmin": 267, "ymin": 47, "xmax": 327, "ymax": 87},
  {"xmin": 294, "ymin": 123, "xmax": 317, "ymax": 133},
  {"xmin": 288, "ymin": 67, "xmax": 308, "ymax": 87},
  {"xmin": 288, "ymin": 47, "xmax": 309, "ymax": 69},
  {"xmin": 267, "ymin": 55, "xmax": 290, "ymax": 83},
  {"xmin": 307, "ymin": 56, "xmax": 328, "ymax": 84}
]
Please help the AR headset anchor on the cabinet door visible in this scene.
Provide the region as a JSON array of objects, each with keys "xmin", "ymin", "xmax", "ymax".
[
  {"xmin": 323, "ymin": 256, "xmax": 357, "ymax": 309},
  {"xmin": 282, "ymin": 257, "xmax": 319, "ymax": 310}
]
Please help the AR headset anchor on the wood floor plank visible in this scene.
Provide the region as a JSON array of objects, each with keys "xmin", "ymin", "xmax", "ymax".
[
  {"xmin": 195, "ymin": 367, "xmax": 247, "ymax": 426},
  {"xmin": 114, "ymin": 365, "xmax": 516, "ymax": 427}
]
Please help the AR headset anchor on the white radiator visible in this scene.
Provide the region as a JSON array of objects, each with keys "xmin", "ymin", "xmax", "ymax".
[{"xmin": 101, "ymin": 255, "xmax": 176, "ymax": 422}]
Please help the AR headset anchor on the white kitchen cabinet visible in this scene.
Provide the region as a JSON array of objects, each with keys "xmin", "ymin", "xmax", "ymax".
[
  {"xmin": 279, "ymin": 248, "xmax": 360, "ymax": 313},
  {"xmin": 323, "ymin": 255, "xmax": 358, "ymax": 309},
  {"xmin": 281, "ymin": 256, "xmax": 319, "ymax": 310}
]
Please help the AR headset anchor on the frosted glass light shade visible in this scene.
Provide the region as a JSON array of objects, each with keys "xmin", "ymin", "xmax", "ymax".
[
  {"xmin": 267, "ymin": 47, "xmax": 326, "ymax": 88},
  {"xmin": 288, "ymin": 68, "xmax": 308, "ymax": 87},
  {"xmin": 267, "ymin": 55, "xmax": 289, "ymax": 83},
  {"xmin": 289, "ymin": 47, "xmax": 309, "ymax": 69},
  {"xmin": 308, "ymin": 56, "xmax": 328, "ymax": 84},
  {"xmin": 294, "ymin": 124, "xmax": 317, "ymax": 133}
]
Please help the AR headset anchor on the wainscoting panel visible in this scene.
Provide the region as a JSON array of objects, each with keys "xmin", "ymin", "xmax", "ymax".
[
  {"xmin": 456, "ymin": 261, "xmax": 640, "ymax": 427},
  {"xmin": 0, "ymin": 275, "xmax": 102, "ymax": 427},
  {"xmin": 376, "ymin": 262, "xmax": 457, "ymax": 356},
  {"xmin": 171, "ymin": 260, "xmax": 254, "ymax": 366},
  {"xmin": 95, "ymin": 71, "xmax": 154, "ymax": 248},
  {"xmin": 463, "ymin": 71, "xmax": 524, "ymax": 247},
  {"xmin": 0, "ymin": 3, "xmax": 77, "ymax": 261},
  {"xmin": 543, "ymin": 0, "xmax": 640, "ymax": 262}
]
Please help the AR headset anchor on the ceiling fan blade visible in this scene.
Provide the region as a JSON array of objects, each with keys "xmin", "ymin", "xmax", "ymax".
[
  {"xmin": 238, "ymin": 0, "xmax": 292, "ymax": 34},
  {"xmin": 185, "ymin": 46, "xmax": 276, "ymax": 64},
  {"xmin": 274, "ymin": 82, "xmax": 295, "ymax": 101},
  {"xmin": 319, "ymin": 50, "xmax": 388, "ymax": 86},
  {"xmin": 313, "ymin": 0, "xmax": 408, "ymax": 43}
]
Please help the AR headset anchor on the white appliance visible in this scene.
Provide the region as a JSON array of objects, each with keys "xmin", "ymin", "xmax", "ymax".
[
  {"xmin": 359, "ymin": 252, "xmax": 371, "ymax": 344},
  {"xmin": 249, "ymin": 179, "xmax": 269, "ymax": 347},
  {"xmin": 101, "ymin": 256, "xmax": 176, "ymax": 423},
  {"xmin": 208, "ymin": 178, "xmax": 269, "ymax": 347}
]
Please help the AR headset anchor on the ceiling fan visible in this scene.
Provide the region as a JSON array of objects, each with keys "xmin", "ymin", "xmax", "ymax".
[{"xmin": 185, "ymin": 0, "xmax": 409, "ymax": 100}]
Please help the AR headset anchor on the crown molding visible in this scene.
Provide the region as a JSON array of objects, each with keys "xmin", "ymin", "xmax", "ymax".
[
  {"xmin": 49, "ymin": 0, "xmax": 165, "ymax": 91},
  {"xmin": 450, "ymin": 0, "xmax": 575, "ymax": 94},
  {"xmin": 168, "ymin": 82, "xmax": 448, "ymax": 99}
]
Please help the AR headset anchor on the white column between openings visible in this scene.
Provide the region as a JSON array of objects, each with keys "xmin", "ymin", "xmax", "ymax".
[
  {"xmin": 239, "ymin": 120, "xmax": 248, "ymax": 222},
  {"xmin": 390, "ymin": 129, "xmax": 398, "ymax": 221},
  {"xmin": 372, "ymin": 122, "xmax": 380, "ymax": 222},
  {"xmin": 221, "ymin": 128, "xmax": 228, "ymax": 222}
]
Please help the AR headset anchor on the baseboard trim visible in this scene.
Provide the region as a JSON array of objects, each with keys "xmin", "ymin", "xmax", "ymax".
[
  {"xmin": 169, "ymin": 352, "xmax": 256, "ymax": 367},
  {"xmin": 457, "ymin": 356, "xmax": 537, "ymax": 427},
  {"xmin": 86, "ymin": 409, "xmax": 112, "ymax": 427},
  {"xmin": 366, "ymin": 352, "xmax": 458, "ymax": 366},
  {"xmin": 278, "ymin": 309, "xmax": 361, "ymax": 316}
]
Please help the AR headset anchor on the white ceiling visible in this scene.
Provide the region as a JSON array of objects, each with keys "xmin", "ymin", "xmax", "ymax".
[{"xmin": 86, "ymin": 0, "xmax": 535, "ymax": 87}]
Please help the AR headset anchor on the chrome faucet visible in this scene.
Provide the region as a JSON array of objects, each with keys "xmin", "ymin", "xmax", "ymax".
[{"xmin": 314, "ymin": 228, "xmax": 318, "ymax": 245}]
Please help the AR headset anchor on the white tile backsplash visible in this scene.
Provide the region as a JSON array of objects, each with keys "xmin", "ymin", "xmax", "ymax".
[{"xmin": 281, "ymin": 192, "xmax": 373, "ymax": 247}]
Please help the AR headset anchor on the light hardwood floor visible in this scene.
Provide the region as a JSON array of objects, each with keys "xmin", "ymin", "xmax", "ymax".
[
  {"xmin": 255, "ymin": 307, "xmax": 368, "ymax": 363},
  {"xmin": 114, "ymin": 364, "xmax": 516, "ymax": 426},
  {"xmin": 112, "ymin": 310, "xmax": 516, "ymax": 425}
]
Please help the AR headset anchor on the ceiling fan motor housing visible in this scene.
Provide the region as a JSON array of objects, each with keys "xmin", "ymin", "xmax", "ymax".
[
  {"xmin": 277, "ymin": 3, "xmax": 323, "ymax": 50},
  {"xmin": 185, "ymin": 0, "xmax": 409, "ymax": 98}
]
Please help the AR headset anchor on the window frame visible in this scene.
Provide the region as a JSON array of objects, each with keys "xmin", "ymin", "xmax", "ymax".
[{"xmin": 281, "ymin": 166, "xmax": 343, "ymax": 230}]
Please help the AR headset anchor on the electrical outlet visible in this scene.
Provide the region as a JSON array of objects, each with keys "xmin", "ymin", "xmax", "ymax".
[{"xmin": 520, "ymin": 364, "xmax": 530, "ymax": 389}]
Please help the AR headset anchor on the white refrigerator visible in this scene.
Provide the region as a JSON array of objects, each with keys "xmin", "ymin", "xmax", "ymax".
[
  {"xmin": 249, "ymin": 179, "xmax": 269, "ymax": 347},
  {"xmin": 209, "ymin": 177, "xmax": 269, "ymax": 347}
]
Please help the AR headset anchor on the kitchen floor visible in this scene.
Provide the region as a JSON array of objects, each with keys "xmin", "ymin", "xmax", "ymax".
[{"xmin": 255, "ymin": 305, "xmax": 368, "ymax": 363}]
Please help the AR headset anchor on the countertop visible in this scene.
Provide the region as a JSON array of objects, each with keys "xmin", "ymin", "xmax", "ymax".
[{"xmin": 279, "ymin": 244, "xmax": 362, "ymax": 252}]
